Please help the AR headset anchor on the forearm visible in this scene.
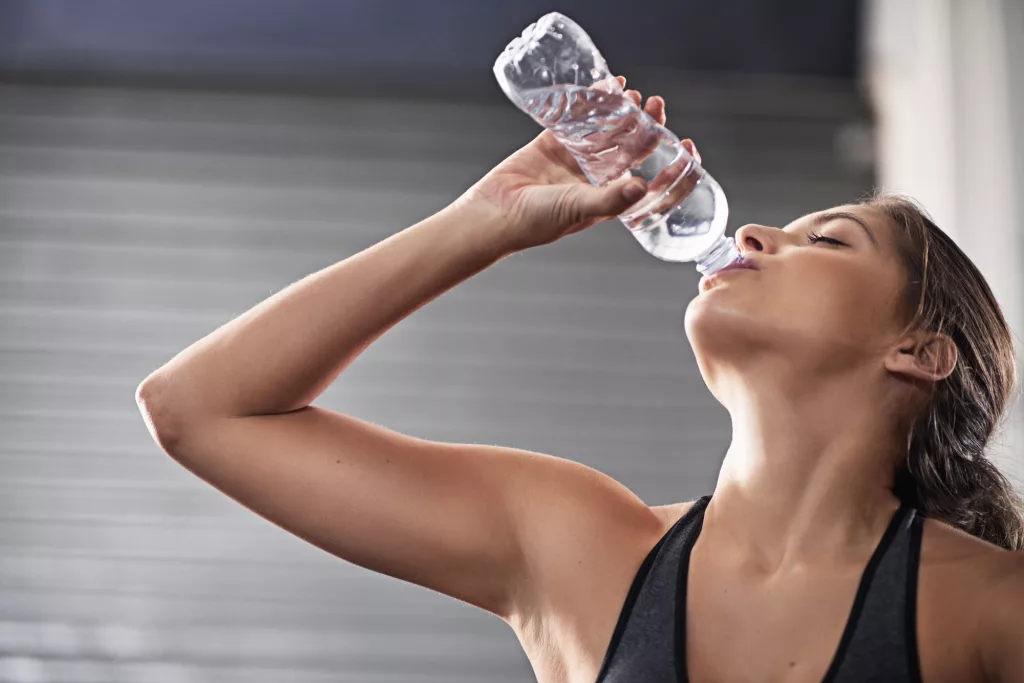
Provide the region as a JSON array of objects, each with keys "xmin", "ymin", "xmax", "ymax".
[{"xmin": 138, "ymin": 199, "xmax": 514, "ymax": 420}]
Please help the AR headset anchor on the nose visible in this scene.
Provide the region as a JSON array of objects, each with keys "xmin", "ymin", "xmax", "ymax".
[{"xmin": 734, "ymin": 223, "xmax": 777, "ymax": 255}]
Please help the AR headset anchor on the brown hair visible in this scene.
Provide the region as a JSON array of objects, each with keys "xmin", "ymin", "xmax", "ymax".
[{"xmin": 863, "ymin": 193, "xmax": 1024, "ymax": 550}]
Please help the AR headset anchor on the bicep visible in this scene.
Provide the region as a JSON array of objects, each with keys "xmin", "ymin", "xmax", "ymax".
[{"xmin": 145, "ymin": 405, "xmax": 529, "ymax": 618}]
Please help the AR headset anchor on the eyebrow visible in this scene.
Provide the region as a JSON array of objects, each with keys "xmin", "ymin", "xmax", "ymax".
[{"xmin": 812, "ymin": 210, "xmax": 879, "ymax": 249}]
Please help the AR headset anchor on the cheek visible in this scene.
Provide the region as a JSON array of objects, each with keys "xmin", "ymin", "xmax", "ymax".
[{"xmin": 778, "ymin": 270, "xmax": 897, "ymax": 347}]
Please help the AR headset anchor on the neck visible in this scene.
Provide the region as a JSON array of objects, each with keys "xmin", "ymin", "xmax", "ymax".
[{"xmin": 704, "ymin": 367, "xmax": 907, "ymax": 575}]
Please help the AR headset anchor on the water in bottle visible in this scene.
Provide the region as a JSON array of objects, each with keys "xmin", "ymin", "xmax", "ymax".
[{"xmin": 494, "ymin": 13, "xmax": 742, "ymax": 274}]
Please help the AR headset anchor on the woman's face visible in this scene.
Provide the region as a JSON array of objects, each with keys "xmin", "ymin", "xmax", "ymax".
[{"xmin": 684, "ymin": 204, "xmax": 908, "ymax": 387}]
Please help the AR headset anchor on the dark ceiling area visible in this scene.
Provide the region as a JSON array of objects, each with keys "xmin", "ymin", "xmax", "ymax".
[{"xmin": 0, "ymin": 0, "xmax": 863, "ymax": 92}]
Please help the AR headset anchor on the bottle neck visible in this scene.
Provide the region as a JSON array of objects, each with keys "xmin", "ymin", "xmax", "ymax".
[{"xmin": 695, "ymin": 235, "xmax": 742, "ymax": 275}]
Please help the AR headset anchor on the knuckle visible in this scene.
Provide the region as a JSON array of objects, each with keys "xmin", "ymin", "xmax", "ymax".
[{"xmin": 551, "ymin": 190, "xmax": 574, "ymax": 224}]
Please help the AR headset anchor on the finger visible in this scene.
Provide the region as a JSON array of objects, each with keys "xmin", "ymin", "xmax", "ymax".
[
  {"xmin": 645, "ymin": 165, "xmax": 700, "ymax": 213},
  {"xmin": 682, "ymin": 138, "xmax": 702, "ymax": 165},
  {"xmin": 563, "ymin": 177, "xmax": 648, "ymax": 224},
  {"xmin": 644, "ymin": 95, "xmax": 666, "ymax": 126},
  {"xmin": 616, "ymin": 75, "xmax": 626, "ymax": 88},
  {"xmin": 626, "ymin": 89, "xmax": 642, "ymax": 106}
]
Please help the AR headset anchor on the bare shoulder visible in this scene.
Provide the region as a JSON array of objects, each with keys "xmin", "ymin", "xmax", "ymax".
[
  {"xmin": 650, "ymin": 499, "xmax": 701, "ymax": 528},
  {"xmin": 916, "ymin": 515, "xmax": 1021, "ymax": 655},
  {"xmin": 972, "ymin": 546, "xmax": 1024, "ymax": 680},
  {"xmin": 918, "ymin": 516, "xmax": 1024, "ymax": 680},
  {"xmin": 919, "ymin": 514, "xmax": 1017, "ymax": 571},
  {"xmin": 508, "ymin": 458, "xmax": 666, "ymax": 616},
  {"xmin": 918, "ymin": 514, "xmax": 1018, "ymax": 606},
  {"xmin": 509, "ymin": 488, "xmax": 701, "ymax": 683}
]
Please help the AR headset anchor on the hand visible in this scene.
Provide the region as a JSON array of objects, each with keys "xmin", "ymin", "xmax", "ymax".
[{"xmin": 456, "ymin": 76, "xmax": 701, "ymax": 253}]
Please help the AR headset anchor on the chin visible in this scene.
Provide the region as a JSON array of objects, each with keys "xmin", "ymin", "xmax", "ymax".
[
  {"xmin": 686, "ymin": 295, "xmax": 842, "ymax": 385},
  {"xmin": 684, "ymin": 293, "xmax": 768, "ymax": 368},
  {"xmin": 685, "ymin": 291, "xmax": 746, "ymax": 342}
]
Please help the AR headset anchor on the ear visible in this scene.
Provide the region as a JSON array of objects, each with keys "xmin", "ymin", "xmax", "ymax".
[{"xmin": 884, "ymin": 331, "xmax": 957, "ymax": 383}]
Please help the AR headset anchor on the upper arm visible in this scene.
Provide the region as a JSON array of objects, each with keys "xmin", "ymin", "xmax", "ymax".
[
  {"xmin": 137, "ymin": 384, "xmax": 657, "ymax": 623},
  {"xmin": 977, "ymin": 553, "xmax": 1024, "ymax": 682}
]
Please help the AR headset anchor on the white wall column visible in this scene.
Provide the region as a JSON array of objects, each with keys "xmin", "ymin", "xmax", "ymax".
[{"xmin": 865, "ymin": 0, "xmax": 1024, "ymax": 492}]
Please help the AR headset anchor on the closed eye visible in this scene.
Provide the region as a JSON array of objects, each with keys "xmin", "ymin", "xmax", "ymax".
[{"xmin": 807, "ymin": 231, "xmax": 847, "ymax": 247}]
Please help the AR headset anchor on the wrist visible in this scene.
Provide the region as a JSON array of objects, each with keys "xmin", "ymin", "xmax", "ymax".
[{"xmin": 443, "ymin": 191, "xmax": 521, "ymax": 259}]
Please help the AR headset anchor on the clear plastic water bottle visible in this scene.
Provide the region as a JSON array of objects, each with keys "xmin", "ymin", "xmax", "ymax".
[{"xmin": 493, "ymin": 12, "xmax": 742, "ymax": 274}]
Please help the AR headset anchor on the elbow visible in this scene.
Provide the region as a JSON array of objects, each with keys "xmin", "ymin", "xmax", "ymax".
[
  {"xmin": 136, "ymin": 373, "xmax": 188, "ymax": 452},
  {"xmin": 136, "ymin": 371, "xmax": 170, "ymax": 420},
  {"xmin": 135, "ymin": 375, "xmax": 158, "ymax": 410}
]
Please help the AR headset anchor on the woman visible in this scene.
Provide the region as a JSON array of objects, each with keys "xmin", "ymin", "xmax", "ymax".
[{"xmin": 135, "ymin": 78, "xmax": 1024, "ymax": 683}]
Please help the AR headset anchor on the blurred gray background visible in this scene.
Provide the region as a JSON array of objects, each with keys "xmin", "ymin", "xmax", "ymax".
[{"xmin": 0, "ymin": 1, "xmax": 1021, "ymax": 681}]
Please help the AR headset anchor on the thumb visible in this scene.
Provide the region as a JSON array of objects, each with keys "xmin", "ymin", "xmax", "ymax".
[{"xmin": 559, "ymin": 177, "xmax": 648, "ymax": 224}]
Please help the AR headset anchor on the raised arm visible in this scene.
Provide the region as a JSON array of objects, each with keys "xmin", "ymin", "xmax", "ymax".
[{"xmin": 135, "ymin": 79, "xmax": 669, "ymax": 622}]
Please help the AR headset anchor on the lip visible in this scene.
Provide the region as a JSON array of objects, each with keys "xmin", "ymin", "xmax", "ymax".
[{"xmin": 699, "ymin": 259, "xmax": 758, "ymax": 292}]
